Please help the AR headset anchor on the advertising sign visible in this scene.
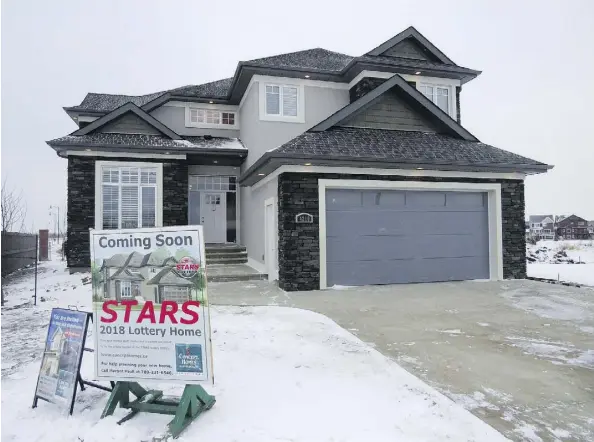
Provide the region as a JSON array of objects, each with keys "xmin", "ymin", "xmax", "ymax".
[
  {"xmin": 89, "ymin": 226, "xmax": 213, "ymax": 384},
  {"xmin": 34, "ymin": 308, "xmax": 89, "ymax": 409}
]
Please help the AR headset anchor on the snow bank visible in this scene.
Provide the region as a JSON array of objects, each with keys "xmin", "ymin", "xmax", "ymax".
[{"xmin": 1, "ymin": 251, "xmax": 508, "ymax": 441}]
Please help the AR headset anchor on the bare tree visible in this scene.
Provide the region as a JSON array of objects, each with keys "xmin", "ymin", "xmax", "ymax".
[{"xmin": 1, "ymin": 178, "xmax": 27, "ymax": 233}]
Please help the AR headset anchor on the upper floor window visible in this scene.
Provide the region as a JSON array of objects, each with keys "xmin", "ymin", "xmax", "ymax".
[
  {"xmin": 265, "ymin": 85, "xmax": 298, "ymax": 117},
  {"xmin": 187, "ymin": 108, "xmax": 237, "ymax": 128},
  {"xmin": 419, "ymin": 84, "xmax": 449, "ymax": 114}
]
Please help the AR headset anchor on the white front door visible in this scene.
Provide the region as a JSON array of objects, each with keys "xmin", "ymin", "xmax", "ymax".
[{"xmin": 200, "ymin": 192, "xmax": 226, "ymax": 243}]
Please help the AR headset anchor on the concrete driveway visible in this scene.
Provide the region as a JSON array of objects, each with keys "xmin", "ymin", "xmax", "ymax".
[{"xmin": 209, "ymin": 279, "xmax": 594, "ymax": 442}]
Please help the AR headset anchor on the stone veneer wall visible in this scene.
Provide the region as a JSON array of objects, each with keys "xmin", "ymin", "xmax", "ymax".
[
  {"xmin": 277, "ymin": 172, "xmax": 526, "ymax": 291},
  {"xmin": 66, "ymin": 156, "xmax": 188, "ymax": 269}
]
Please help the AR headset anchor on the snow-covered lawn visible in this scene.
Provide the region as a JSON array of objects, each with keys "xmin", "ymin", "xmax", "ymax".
[
  {"xmin": 1, "ymin": 252, "xmax": 507, "ymax": 441},
  {"xmin": 527, "ymin": 240, "xmax": 594, "ymax": 286}
]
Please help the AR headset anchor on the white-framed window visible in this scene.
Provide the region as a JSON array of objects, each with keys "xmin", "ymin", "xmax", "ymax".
[
  {"xmin": 259, "ymin": 82, "xmax": 305, "ymax": 123},
  {"xmin": 120, "ymin": 281, "xmax": 133, "ymax": 299},
  {"xmin": 186, "ymin": 108, "xmax": 237, "ymax": 128},
  {"xmin": 419, "ymin": 84, "xmax": 450, "ymax": 114},
  {"xmin": 265, "ymin": 85, "xmax": 298, "ymax": 117},
  {"xmin": 96, "ymin": 162, "xmax": 163, "ymax": 230}
]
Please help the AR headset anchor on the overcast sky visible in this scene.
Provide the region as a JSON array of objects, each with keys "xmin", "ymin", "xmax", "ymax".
[{"xmin": 2, "ymin": 0, "xmax": 593, "ymax": 232}]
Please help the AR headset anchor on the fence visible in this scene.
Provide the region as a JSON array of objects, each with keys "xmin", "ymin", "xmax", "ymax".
[{"xmin": 1, "ymin": 232, "xmax": 38, "ymax": 277}]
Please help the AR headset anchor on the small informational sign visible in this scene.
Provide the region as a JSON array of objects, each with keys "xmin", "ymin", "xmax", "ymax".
[
  {"xmin": 89, "ymin": 226, "xmax": 213, "ymax": 384},
  {"xmin": 295, "ymin": 213, "xmax": 314, "ymax": 224},
  {"xmin": 34, "ymin": 308, "xmax": 89, "ymax": 409}
]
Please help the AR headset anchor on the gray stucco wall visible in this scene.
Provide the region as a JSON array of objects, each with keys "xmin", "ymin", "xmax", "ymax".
[
  {"xmin": 277, "ymin": 173, "xmax": 526, "ymax": 291},
  {"xmin": 240, "ymin": 176, "xmax": 278, "ymax": 266},
  {"xmin": 150, "ymin": 105, "xmax": 240, "ymax": 138},
  {"xmin": 239, "ymin": 82, "xmax": 349, "ymax": 170}
]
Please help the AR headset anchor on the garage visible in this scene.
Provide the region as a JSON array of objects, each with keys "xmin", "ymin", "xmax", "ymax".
[{"xmin": 324, "ymin": 187, "xmax": 490, "ymax": 287}]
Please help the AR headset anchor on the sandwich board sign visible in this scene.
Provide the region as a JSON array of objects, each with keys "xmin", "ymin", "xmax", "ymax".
[
  {"xmin": 90, "ymin": 226, "xmax": 215, "ymax": 438},
  {"xmin": 33, "ymin": 308, "xmax": 90, "ymax": 414}
]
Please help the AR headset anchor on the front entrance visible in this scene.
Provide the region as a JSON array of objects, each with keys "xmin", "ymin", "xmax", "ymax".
[
  {"xmin": 188, "ymin": 175, "xmax": 238, "ymax": 244},
  {"xmin": 201, "ymin": 192, "xmax": 226, "ymax": 243}
]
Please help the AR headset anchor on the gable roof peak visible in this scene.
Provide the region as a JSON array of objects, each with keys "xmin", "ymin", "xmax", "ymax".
[
  {"xmin": 366, "ymin": 26, "xmax": 456, "ymax": 66},
  {"xmin": 70, "ymin": 102, "xmax": 181, "ymax": 140},
  {"xmin": 311, "ymin": 73, "xmax": 477, "ymax": 141}
]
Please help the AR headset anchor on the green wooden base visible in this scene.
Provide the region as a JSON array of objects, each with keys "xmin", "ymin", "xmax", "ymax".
[{"xmin": 100, "ymin": 381, "xmax": 216, "ymax": 439}]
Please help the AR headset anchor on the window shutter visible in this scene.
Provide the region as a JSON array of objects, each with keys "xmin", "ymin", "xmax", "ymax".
[
  {"xmin": 282, "ymin": 86, "xmax": 298, "ymax": 116},
  {"xmin": 121, "ymin": 186, "xmax": 139, "ymax": 228}
]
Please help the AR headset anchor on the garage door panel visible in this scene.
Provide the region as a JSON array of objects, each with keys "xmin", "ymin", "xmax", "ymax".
[
  {"xmin": 327, "ymin": 256, "xmax": 489, "ymax": 287},
  {"xmin": 327, "ymin": 210, "xmax": 487, "ymax": 237},
  {"xmin": 327, "ymin": 233, "xmax": 487, "ymax": 262},
  {"xmin": 326, "ymin": 189, "xmax": 363, "ymax": 210},
  {"xmin": 325, "ymin": 188, "xmax": 490, "ymax": 286}
]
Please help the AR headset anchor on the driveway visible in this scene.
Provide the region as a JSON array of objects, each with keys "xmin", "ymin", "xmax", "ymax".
[{"xmin": 209, "ymin": 279, "xmax": 594, "ymax": 441}]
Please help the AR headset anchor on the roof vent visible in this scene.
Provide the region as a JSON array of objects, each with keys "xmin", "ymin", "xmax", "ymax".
[{"xmin": 204, "ymin": 135, "xmax": 213, "ymax": 140}]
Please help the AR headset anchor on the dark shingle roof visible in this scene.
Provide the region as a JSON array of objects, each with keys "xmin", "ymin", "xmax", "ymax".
[
  {"xmin": 73, "ymin": 91, "xmax": 166, "ymax": 113},
  {"xmin": 47, "ymin": 133, "xmax": 246, "ymax": 151},
  {"xmin": 275, "ymin": 127, "xmax": 549, "ymax": 170},
  {"xmin": 169, "ymin": 77, "xmax": 234, "ymax": 99},
  {"xmin": 246, "ymin": 48, "xmax": 353, "ymax": 72}
]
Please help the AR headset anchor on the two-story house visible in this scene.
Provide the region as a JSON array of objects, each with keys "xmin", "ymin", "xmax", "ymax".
[
  {"xmin": 588, "ymin": 221, "xmax": 594, "ymax": 236},
  {"xmin": 556, "ymin": 215, "xmax": 591, "ymax": 240},
  {"xmin": 528, "ymin": 215, "xmax": 555, "ymax": 241},
  {"xmin": 47, "ymin": 26, "xmax": 552, "ymax": 291}
]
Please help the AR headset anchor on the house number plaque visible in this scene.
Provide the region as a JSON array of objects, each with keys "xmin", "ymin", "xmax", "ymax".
[{"xmin": 295, "ymin": 213, "xmax": 314, "ymax": 224}]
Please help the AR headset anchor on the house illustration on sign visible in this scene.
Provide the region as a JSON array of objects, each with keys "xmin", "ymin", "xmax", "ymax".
[{"xmin": 99, "ymin": 250, "xmax": 202, "ymax": 303}]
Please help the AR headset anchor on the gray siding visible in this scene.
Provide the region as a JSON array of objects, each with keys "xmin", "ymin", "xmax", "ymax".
[
  {"xmin": 339, "ymin": 91, "xmax": 437, "ymax": 132},
  {"xmin": 382, "ymin": 38, "xmax": 430, "ymax": 60},
  {"xmin": 240, "ymin": 82, "xmax": 349, "ymax": 170},
  {"xmin": 150, "ymin": 105, "xmax": 240, "ymax": 138},
  {"xmin": 98, "ymin": 113, "xmax": 161, "ymax": 135},
  {"xmin": 240, "ymin": 176, "xmax": 277, "ymax": 266}
]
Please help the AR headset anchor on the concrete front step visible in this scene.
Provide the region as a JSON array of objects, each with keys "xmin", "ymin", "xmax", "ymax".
[
  {"xmin": 205, "ymin": 245, "xmax": 246, "ymax": 255},
  {"xmin": 206, "ymin": 264, "xmax": 267, "ymax": 282},
  {"xmin": 207, "ymin": 252, "xmax": 248, "ymax": 260},
  {"xmin": 208, "ymin": 257, "xmax": 248, "ymax": 265}
]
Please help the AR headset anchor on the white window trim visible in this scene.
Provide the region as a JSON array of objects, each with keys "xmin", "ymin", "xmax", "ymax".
[
  {"xmin": 258, "ymin": 82, "xmax": 305, "ymax": 123},
  {"xmin": 185, "ymin": 107, "xmax": 239, "ymax": 130},
  {"xmin": 318, "ymin": 179, "xmax": 503, "ymax": 290},
  {"xmin": 94, "ymin": 161, "xmax": 164, "ymax": 230}
]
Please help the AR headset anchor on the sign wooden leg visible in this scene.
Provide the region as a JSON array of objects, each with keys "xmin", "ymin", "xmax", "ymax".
[{"xmin": 168, "ymin": 385, "xmax": 216, "ymax": 439}]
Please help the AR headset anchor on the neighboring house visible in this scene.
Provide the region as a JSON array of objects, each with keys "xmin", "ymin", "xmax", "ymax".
[
  {"xmin": 528, "ymin": 215, "xmax": 555, "ymax": 240},
  {"xmin": 556, "ymin": 215, "xmax": 591, "ymax": 240},
  {"xmin": 101, "ymin": 251, "xmax": 178, "ymax": 302},
  {"xmin": 47, "ymin": 26, "xmax": 552, "ymax": 291},
  {"xmin": 588, "ymin": 221, "xmax": 594, "ymax": 235}
]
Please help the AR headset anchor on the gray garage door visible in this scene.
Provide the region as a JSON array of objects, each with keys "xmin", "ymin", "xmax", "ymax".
[{"xmin": 325, "ymin": 189, "xmax": 489, "ymax": 286}]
